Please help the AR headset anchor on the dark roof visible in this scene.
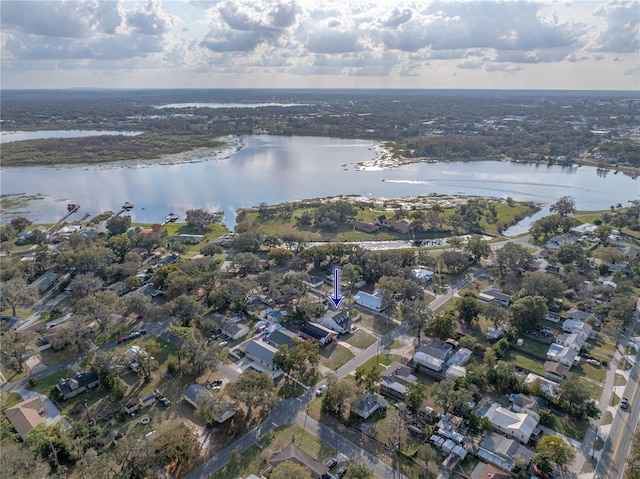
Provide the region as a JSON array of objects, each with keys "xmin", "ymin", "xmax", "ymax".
[
  {"xmin": 266, "ymin": 328, "xmax": 299, "ymax": 349},
  {"xmin": 57, "ymin": 371, "xmax": 99, "ymax": 396},
  {"xmin": 418, "ymin": 338, "xmax": 453, "ymax": 361},
  {"xmin": 299, "ymin": 322, "xmax": 335, "ymax": 341},
  {"xmin": 332, "ymin": 311, "xmax": 350, "ymax": 328}
]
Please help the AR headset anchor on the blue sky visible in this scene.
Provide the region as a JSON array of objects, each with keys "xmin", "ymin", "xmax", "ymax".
[{"xmin": 1, "ymin": 0, "xmax": 638, "ymax": 90}]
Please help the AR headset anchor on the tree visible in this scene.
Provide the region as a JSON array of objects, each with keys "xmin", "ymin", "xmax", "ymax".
[
  {"xmin": 69, "ymin": 273, "xmax": 104, "ymax": 298},
  {"xmin": 322, "ymin": 376, "xmax": 362, "ymax": 420},
  {"xmin": 510, "ymin": 295, "xmax": 547, "ymax": 333},
  {"xmin": 425, "ymin": 313, "xmax": 455, "ymax": 340},
  {"xmin": 171, "ymin": 294, "xmax": 203, "ymax": 327},
  {"xmin": 417, "ymin": 443, "xmax": 438, "ymax": 476},
  {"xmin": 375, "ymin": 407, "xmax": 408, "ymax": 452},
  {"xmin": 270, "ymin": 461, "xmax": 312, "ymax": 479},
  {"xmin": 431, "ymin": 380, "xmax": 473, "ymax": 413},
  {"xmin": 232, "ymin": 252, "xmax": 263, "ymax": 276},
  {"xmin": 405, "ymin": 381, "xmax": 428, "ymax": 411},
  {"xmin": 341, "ymin": 263, "xmax": 363, "ymax": 305},
  {"xmin": 227, "ymin": 369, "xmax": 275, "ymax": 421},
  {"xmin": 521, "ymin": 271, "xmax": 564, "ymax": 304},
  {"xmin": 0, "ymin": 277, "xmax": 37, "ymax": 317},
  {"xmin": 75, "ymin": 291, "xmax": 122, "ymax": 333},
  {"xmin": 150, "ymin": 423, "xmax": 200, "ymax": 472},
  {"xmin": 355, "ymin": 365, "xmax": 381, "ymax": 393},
  {"xmin": 1, "ymin": 329, "xmax": 34, "ymax": 373},
  {"xmin": 123, "ymin": 292, "xmax": 152, "ymax": 318},
  {"xmin": 557, "ymin": 376, "xmax": 590, "ymax": 409},
  {"xmin": 185, "ymin": 208, "xmax": 222, "ymax": 233},
  {"xmin": 106, "ymin": 215, "xmax": 131, "ymax": 236},
  {"xmin": 201, "ymin": 242, "xmax": 224, "ymax": 256},
  {"xmin": 550, "ymin": 196, "xmax": 576, "ymax": 217},
  {"xmin": 289, "ymin": 340, "xmax": 320, "ymax": 379},
  {"xmin": 268, "ymin": 247, "xmax": 294, "ymax": 266},
  {"xmin": 195, "ymin": 389, "xmax": 236, "ymax": 427},
  {"xmin": 343, "ymin": 463, "xmax": 374, "ymax": 479},
  {"xmin": 456, "ymin": 293, "xmax": 481, "ymax": 327},
  {"xmin": 535, "ymin": 435, "xmax": 576, "ymax": 472},
  {"xmin": 464, "ymin": 235, "xmax": 491, "ymax": 261},
  {"xmin": 401, "ymin": 299, "xmax": 433, "ymax": 338},
  {"xmin": 483, "ymin": 301, "xmax": 507, "ymax": 327},
  {"xmin": 494, "ymin": 242, "xmax": 533, "ymax": 277},
  {"xmin": 0, "ymin": 442, "xmax": 50, "ymax": 479},
  {"xmin": 0, "ymin": 223, "xmax": 17, "ymax": 243},
  {"xmin": 556, "ymin": 242, "xmax": 585, "ymax": 264},
  {"xmin": 10, "ymin": 216, "xmax": 32, "ymax": 233}
]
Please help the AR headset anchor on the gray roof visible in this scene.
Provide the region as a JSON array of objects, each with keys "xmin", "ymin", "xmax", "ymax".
[
  {"xmin": 266, "ymin": 328, "xmax": 298, "ymax": 349},
  {"xmin": 479, "ymin": 431, "xmax": 535, "ymax": 463},
  {"xmin": 245, "ymin": 340, "xmax": 277, "ymax": 366},
  {"xmin": 184, "ymin": 384, "xmax": 206, "ymax": 406}
]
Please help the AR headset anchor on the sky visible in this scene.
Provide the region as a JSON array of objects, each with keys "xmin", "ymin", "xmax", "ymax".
[{"xmin": 1, "ymin": 0, "xmax": 639, "ymax": 90}]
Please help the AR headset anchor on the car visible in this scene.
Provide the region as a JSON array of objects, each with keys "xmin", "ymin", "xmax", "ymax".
[
  {"xmin": 117, "ymin": 336, "xmax": 129, "ymax": 344},
  {"xmin": 159, "ymin": 397, "xmax": 170, "ymax": 406},
  {"xmin": 140, "ymin": 416, "xmax": 151, "ymax": 424},
  {"xmin": 219, "ymin": 341, "xmax": 228, "ymax": 347},
  {"xmin": 316, "ymin": 385, "xmax": 326, "ymax": 396},
  {"xmin": 325, "ymin": 458, "xmax": 337, "ymax": 469},
  {"xmin": 128, "ymin": 331, "xmax": 141, "ymax": 339},
  {"xmin": 621, "ymin": 398, "xmax": 629, "ymax": 410},
  {"xmin": 211, "ymin": 379, "xmax": 223, "ymax": 387},
  {"xmin": 139, "ymin": 330, "xmax": 147, "ymax": 336}
]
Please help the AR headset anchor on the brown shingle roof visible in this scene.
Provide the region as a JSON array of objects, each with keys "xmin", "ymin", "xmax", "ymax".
[{"xmin": 4, "ymin": 396, "xmax": 46, "ymax": 440}]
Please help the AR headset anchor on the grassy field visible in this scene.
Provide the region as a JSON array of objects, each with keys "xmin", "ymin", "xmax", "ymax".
[
  {"xmin": 344, "ymin": 330, "xmax": 377, "ymax": 349},
  {"xmin": 27, "ymin": 369, "xmax": 72, "ymax": 395},
  {"xmin": 602, "ymin": 411, "xmax": 614, "ymax": 426},
  {"xmin": 355, "ymin": 311, "xmax": 397, "ymax": 335},
  {"xmin": 208, "ymin": 445, "xmax": 263, "ymax": 479},
  {"xmin": 578, "ymin": 377, "xmax": 603, "ymax": 401},
  {"xmin": 129, "ymin": 221, "xmax": 230, "ymax": 251},
  {"xmin": 320, "ymin": 344, "xmax": 355, "ymax": 371},
  {"xmin": 517, "ymin": 339, "xmax": 551, "ymax": 357},
  {"xmin": 506, "ymin": 351, "xmax": 545, "ymax": 376},
  {"xmin": 0, "ymin": 308, "xmax": 33, "ymax": 319},
  {"xmin": 573, "ymin": 363, "xmax": 606, "ymax": 384},
  {"xmin": 0, "ymin": 392, "xmax": 24, "ymax": 410},
  {"xmin": 553, "ymin": 415, "xmax": 589, "ymax": 441}
]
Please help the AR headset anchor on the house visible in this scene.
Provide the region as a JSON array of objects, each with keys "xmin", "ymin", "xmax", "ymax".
[
  {"xmin": 105, "ymin": 281, "xmax": 129, "ymax": 297},
  {"xmin": 447, "ymin": 348, "xmax": 472, "ymax": 367},
  {"xmin": 571, "ymin": 223, "xmax": 598, "ymax": 235},
  {"xmin": 299, "ymin": 322, "xmax": 338, "ymax": 346},
  {"xmin": 379, "ymin": 361, "xmax": 417, "ymax": 400},
  {"xmin": 555, "ymin": 333, "xmax": 586, "ymax": 352},
  {"xmin": 353, "ymin": 290, "xmax": 383, "ymax": 312},
  {"xmin": 219, "ymin": 318, "xmax": 250, "ymax": 341},
  {"xmin": 413, "ymin": 338, "xmax": 454, "ymax": 373},
  {"xmin": 524, "ymin": 373, "xmax": 560, "ymax": 398},
  {"xmin": 436, "ymin": 413, "xmax": 466, "ymax": 443},
  {"xmin": 31, "ymin": 268, "xmax": 60, "ymax": 293},
  {"xmin": 4, "ymin": 397, "xmax": 47, "ymax": 440},
  {"xmin": 139, "ymin": 392, "xmax": 156, "ymax": 408},
  {"xmin": 483, "ymin": 403, "xmax": 538, "ymax": 443},
  {"xmin": 183, "ymin": 384, "xmax": 236, "ymax": 422},
  {"xmin": 544, "ymin": 361, "xmax": 571, "ymax": 382},
  {"xmin": 412, "ymin": 267, "xmax": 434, "ymax": 282},
  {"xmin": 303, "ymin": 276, "xmax": 324, "ymax": 288},
  {"xmin": 124, "ymin": 283, "xmax": 163, "ymax": 297},
  {"xmin": 445, "ymin": 365, "xmax": 467, "ymax": 381},
  {"xmin": 56, "ymin": 372, "xmax": 99, "ymax": 400},
  {"xmin": 169, "ymin": 234, "xmax": 204, "ymax": 244},
  {"xmin": 470, "ymin": 463, "xmax": 511, "ymax": 479},
  {"xmin": 374, "ymin": 215, "xmax": 390, "ymax": 227},
  {"xmin": 350, "ymin": 393, "xmax": 387, "ymax": 420},
  {"xmin": 546, "ymin": 233, "xmax": 579, "ymax": 250},
  {"xmin": 387, "ymin": 218, "xmax": 411, "ymax": 233},
  {"xmin": 268, "ymin": 444, "xmax": 326, "ymax": 479},
  {"xmin": 124, "ymin": 403, "xmax": 139, "ymax": 415},
  {"xmin": 244, "ymin": 340, "xmax": 282, "ymax": 376},
  {"xmin": 353, "ymin": 221, "xmax": 380, "ymax": 233},
  {"xmin": 316, "ymin": 311, "xmax": 350, "ymax": 334},
  {"xmin": 153, "ymin": 253, "xmax": 179, "ymax": 269},
  {"xmin": 478, "ymin": 287, "xmax": 512, "ymax": 307},
  {"xmin": 265, "ymin": 325, "xmax": 299, "ymax": 350},
  {"xmin": 477, "ymin": 431, "xmax": 536, "ymax": 472},
  {"xmin": 509, "ymin": 394, "xmax": 544, "ymax": 422},
  {"xmin": 562, "ymin": 319, "xmax": 594, "ymax": 340},
  {"xmin": 546, "ymin": 343, "xmax": 578, "ymax": 367}
]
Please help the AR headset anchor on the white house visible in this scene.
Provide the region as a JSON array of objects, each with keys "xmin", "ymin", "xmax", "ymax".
[
  {"xmin": 484, "ymin": 403, "xmax": 538, "ymax": 444},
  {"xmin": 562, "ymin": 319, "xmax": 594, "ymax": 340},
  {"xmin": 412, "ymin": 268, "xmax": 434, "ymax": 282},
  {"xmin": 546, "ymin": 343, "xmax": 578, "ymax": 367},
  {"xmin": 353, "ymin": 290, "xmax": 383, "ymax": 312},
  {"xmin": 244, "ymin": 340, "xmax": 283, "ymax": 377},
  {"xmin": 219, "ymin": 318, "xmax": 250, "ymax": 341},
  {"xmin": 555, "ymin": 333, "xmax": 586, "ymax": 352}
]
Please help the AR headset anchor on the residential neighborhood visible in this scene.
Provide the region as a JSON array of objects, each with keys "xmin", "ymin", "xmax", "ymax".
[{"xmin": 1, "ymin": 197, "xmax": 639, "ymax": 479}]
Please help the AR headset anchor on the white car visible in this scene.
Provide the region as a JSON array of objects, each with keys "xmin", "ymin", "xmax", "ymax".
[{"xmin": 316, "ymin": 385, "xmax": 327, "ymax": 396}]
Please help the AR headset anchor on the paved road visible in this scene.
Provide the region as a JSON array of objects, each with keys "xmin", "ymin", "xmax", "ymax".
[{"xmin": 595, "ymin": 346, "xmax": 640, "ymax": 479}]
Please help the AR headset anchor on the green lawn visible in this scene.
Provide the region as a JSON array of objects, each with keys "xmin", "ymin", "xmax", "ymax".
[
  {"xmin": 207, "ymin": 445, "xmax": 263, "ymax": 479},
  {"xmin": 572, "ymin": 363, "xmax": 606, "ymax": 384},
  {"xmin": 577, "ymin": 377, "xmax": 603, "ymax": 401},
  {"xmin": 1, "ymin": 392, "xmax": 24, "ymax": 410},
  {"xmin": 552, "ymin": 415, "xmax": 589, "ymax": 442},
  {"xmin": 615, "ymin": 373, "xmax": 627, "ymax": 387},
  {"xmin": 262, "ymin": 424, "xmax": 337, "ymax": 462},
  {"xmin": 0, "ymin": 308, "xmax": 33, "ymax": 319},
  {"xmin": 27, "ymin": 369, "xmax": 72, "ymax": 395},
  {"xmin": 506, "ymin": 351, "xmax": 545, "ymax": 376},
  {"xmin": 358, "ymin": 354, "xmax": 404, "ymax": 372},
  {"xmin": 321, "ymin": 344, "xmax": 354, "ymax": 371},
  {"xmin": 517, "ymin": 339, "xmax": 551, "ymax": 357},
  {"xmin": 355, "ymin": 312, "xmax": 397, "ymax": 335},
  {"xmin": 602, "ymin": 411, "xmax": 614, "ymax": 426},
  {"xmin": 345, "ymin": 330, "xmax": 376, "ymax": 349}
]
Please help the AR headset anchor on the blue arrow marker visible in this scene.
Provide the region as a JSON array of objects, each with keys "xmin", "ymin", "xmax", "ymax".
[{"xmin": 327, "ymin": 267, "xmax": 346, "ymax": 310}]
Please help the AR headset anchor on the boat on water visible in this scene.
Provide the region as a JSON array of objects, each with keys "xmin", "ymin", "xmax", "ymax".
[{"xmin": 165, "ymin": 213, "xmax": 178, "ymax": 223}]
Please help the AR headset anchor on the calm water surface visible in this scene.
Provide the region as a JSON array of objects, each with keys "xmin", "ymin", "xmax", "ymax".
[
  {"xmin": 1, "ymin": 135, "xmax": 638, "ymax": 229},
  {"xmin": 1, "ymin": 130, "xmax": 143, "ymax": 143}
]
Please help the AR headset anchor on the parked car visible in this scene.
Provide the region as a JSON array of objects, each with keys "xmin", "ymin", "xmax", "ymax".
[
  {"xmin": 159, "ymin": 397, "xmax": 170, "ymax": 406},
  {"xmin": 219, "ymin": 341, "xmax": 228, "ymax": 347},
  {"xmin": 325, "ymin": 458, "xmax": 337, "ymax": 469},
  {"xmin": 621, "ymin": 398, "xmax": 629, "ymax": 410},
  {"xmin": 316, "ymin": 385, "xmax": 327, "ymax": 396},
  {"xmin": 117, "ymin": 336, "xmax": 129, "ymax": 344}
]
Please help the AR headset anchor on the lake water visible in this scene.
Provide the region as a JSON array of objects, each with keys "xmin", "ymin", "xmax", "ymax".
[
  {"xmin": 0, "ymin": 130, "xmax": 143, "ymax": 144},
  {"xmin": 1, "ymin": 135, "xmax": 638, "ymax": 231}
]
